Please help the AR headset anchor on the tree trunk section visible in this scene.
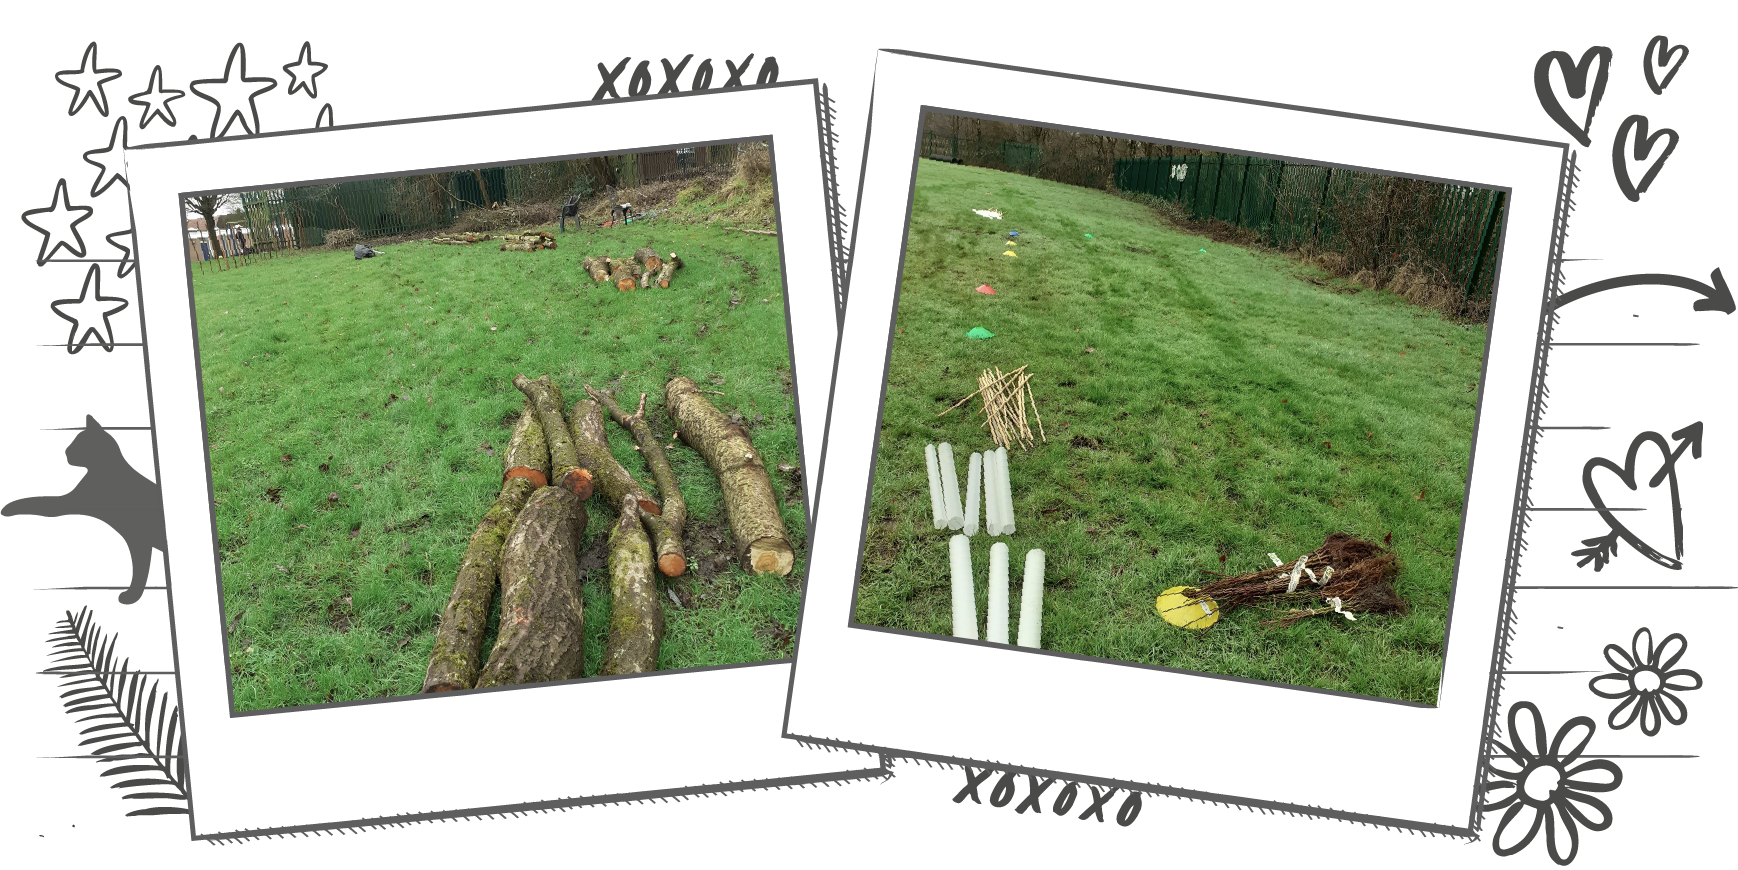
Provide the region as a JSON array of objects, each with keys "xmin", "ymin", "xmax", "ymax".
[
  {"xmin": 474, "ymin": 486, "xmax": 588, "ymax": 687},
  {"xmin": 665, "ymin": 376, "xmax": 795, "ymax": 575},
  {"xmin": 668, "ymin": 253, "xmax": 684, "ymax": 270},
  {"xmin": 609, "ymin": 263, "xmax": 638, "ymax": 292},
  {"xmin": 589, "ymin": 387, "xmax": 688, "ymax": 577},
  {"xmin": 582, "ymin": 257, "xmax": 610, "ymax": 282},
  {"xmin": 655, "ymin": 261, "xmax": 676, "ymax": 288},
  {"xmin": 634, "ymin": 247, "xmax": 663, "ymax": 274},
  {"xmin": 514, "ymin": 374, "xmax": 593, "ymax": 498},
  {"xmin": 422, "ymin": 474, "xmax": 536, "ymax": 692},
  {"xmin": 600, "ymin": 495, "xmax": 663, "ymax": 675},
  {"xmin": 502, "ymin": 398, "xmax": 550, "ymax": 487},
  {"xmin": 568, "ymin": 397, "xmax": 687, "ymax": 576}
]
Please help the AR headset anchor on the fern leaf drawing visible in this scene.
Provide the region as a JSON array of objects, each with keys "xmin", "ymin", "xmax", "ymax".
[{"xmin": 47, "ymin": 607, "xmax": 189, "ymax": 816}]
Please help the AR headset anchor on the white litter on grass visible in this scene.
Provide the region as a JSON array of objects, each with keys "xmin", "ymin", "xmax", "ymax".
[
  {"xmin": 1327, "ymin": 596, "xmax": 1357, "ymax": 621},
  {"xmin": 973, "ymin": 209, "xmax": 1003, "ymax": 219}
]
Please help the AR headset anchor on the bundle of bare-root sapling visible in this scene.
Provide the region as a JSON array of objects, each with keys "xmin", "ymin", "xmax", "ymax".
[
  {"xmin": 514, "ymin": 374, "xmax": 594, "ymax": 499},
  {"xmin": 600, "ymin": 495, "xmax": 663, "ymax": 675},
  {"xmin": 1183, "ymin": 533, "xmax": 1406, "ymax": 628},
  {"xmin": 666, "ymin": 376, "xmax": 795, "ymax": 575},
  {"xmin": 474, "ymin": 485, "xmax": 588, "ymax": 687},
  {"xmin": 568, "ymin": 394, "xmax": 687, "ymax": 577},
  {"xmin": 422, "ymin": 400, "xmax": 549, "ymax": 692}
]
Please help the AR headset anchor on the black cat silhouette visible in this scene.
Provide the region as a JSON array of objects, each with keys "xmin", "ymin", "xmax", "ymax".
[{"xmin": 3, "ymin": 415, "xmax": 165, "ymax": 604}]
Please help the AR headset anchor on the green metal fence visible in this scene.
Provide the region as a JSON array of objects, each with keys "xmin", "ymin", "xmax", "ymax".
[
  {"xmin": 193, "ymin": 146, "xmax": 745, "ymax": 267},
  {"xmin": 1114, "ymin": 154, "xmax": 1506, "ymax": 302}
]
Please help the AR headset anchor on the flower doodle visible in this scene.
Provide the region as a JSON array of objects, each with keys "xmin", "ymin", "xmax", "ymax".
[
  {"xmin": 1588, "ymin": 627, "xmax": 1702, "ymax": 735},
  {"xmin": 1483, "ymin": 702, "xmax": 1621, "ymax": 865}
]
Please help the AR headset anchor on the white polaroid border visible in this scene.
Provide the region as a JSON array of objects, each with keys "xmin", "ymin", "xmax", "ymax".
[
  {"xmin": 785, "ymin": 51, "xmax": 1569, "ymax": 833},
  {"xmin": 124, "ymin": 82, "xmax": 875, "ymax": 838}
]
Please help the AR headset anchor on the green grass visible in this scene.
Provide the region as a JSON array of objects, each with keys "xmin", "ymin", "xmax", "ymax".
[
  {"xmin": 853, "ymin": 161, "xmax": 1489, "ymax": 704},
  {"xmin": 195, "ymin": 217, "xmax": 802, "ymax": 711}
]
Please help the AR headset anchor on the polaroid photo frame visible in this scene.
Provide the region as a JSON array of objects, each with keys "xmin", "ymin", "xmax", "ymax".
[
  {"xmin": 785, "ymin": 50, "xmax": 1569, "ymax": 833},
  {"xmin": 124, "ymin": 81, "xmax": 877, "ymax": 838}
]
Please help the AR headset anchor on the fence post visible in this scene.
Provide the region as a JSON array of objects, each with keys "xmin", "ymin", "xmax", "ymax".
[
  {"xmin": 1211, "ymin": 152, "xmax": 1227, "ymax": 219},
  {"xmin": 1465, "ymin": 190, "xmax": 1504, "ymax": 299},
  {"xmin": 1268, "ymin": 161, "xmax": 1286, "ymax": 239},
  {"xmin": 1233, "ymin": 156, "xmax": 1251, "ymax": 226},
  {"xmin": 1311, "ymin": 166, "xmax": 1334, "ymax": 246}
]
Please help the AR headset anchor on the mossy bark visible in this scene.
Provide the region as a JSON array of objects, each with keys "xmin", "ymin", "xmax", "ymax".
[
  {"xmin": 589, "ymin": 387, "xmax": 688, "ymax": 577},
  {"xmin": 422, "ymin": 475, "xmax": 537, "ymax": 692},
  {"xmin": 501, "ymin": 398, "xmax": 550, "ymax": 485},
  {"xmin": 665, "ymin": 376, "xmax": 795, "ymax": 575},
  {"xmin": 514, "ymin": 374, "xmax": 593, "ymax": 498},
  {"xmin": 654, "ymin": 261, "xmax": 676, "ymax": 288},
  {"xmin": 609, "ymin": 263, "xmax": 638, "ymax": 292},
  {"xmin": 600, "ymin": 495, "xmax": 662, "ymax": 675},
  {"xmin": 475, "ymin": 486, "xmax": 588, "ymax": 687},
  {"xmin": 582, "ymin": 257, "xmax": 610, "ymax": 282},
  {"xmin": 569, "ymin": 398, "xmax": 687, "ymax": 576},
  {"xmin": 633, "ymin": 247, "xmax": 663, "ymax": 274}
]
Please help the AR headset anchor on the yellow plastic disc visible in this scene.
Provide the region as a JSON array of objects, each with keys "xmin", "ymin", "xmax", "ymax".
[
  {"xmin": 1156, "ymin": 586, "xmax": 1219, "ymax": 629},
  {"xmin": 1003, "ymin": 250, "xmax": 1018, "ymax": 257}
]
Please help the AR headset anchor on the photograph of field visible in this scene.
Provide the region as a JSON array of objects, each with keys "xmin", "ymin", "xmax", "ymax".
[
  {"xmin": 851, "ymin": 114, "xmax": 1506, "ymax": 704},
  {"xmin": 190, "ymin": 142, "xmax": 809, "ymax": 711}
]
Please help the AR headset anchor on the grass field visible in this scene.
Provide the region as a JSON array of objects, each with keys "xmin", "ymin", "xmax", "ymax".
[
  {"xmin": 852, "ymin": 160, "xmax": 1490, "ymax": 704},
  {"xmin": 194, "ymin": 201, "xmax": 803, "ymax": 711}
]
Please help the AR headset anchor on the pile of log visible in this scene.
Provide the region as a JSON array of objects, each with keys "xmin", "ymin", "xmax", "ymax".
[
  {"xmin": 430, "ymin": 232, "xmax": 494, "ymax": 246},
  {"xmin": 500, "ymin": 231, "xmax": 557, "ymax": 252},
  {"xmin": 582, "ymin": 249, "xmax": 685, "ymax": 291},
  {"xmin": 422, "ymin": 373, "xmax": 795, "ymax": 691}
]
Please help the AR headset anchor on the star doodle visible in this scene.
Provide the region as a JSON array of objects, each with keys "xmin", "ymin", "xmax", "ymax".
[
  {"xmin": 82, "ymin": 117, "xmax": 130, "ymax": 197},
  {"xmin": 106, "ymin": 228, "xmax": 136, "ymax": 278},
  {"xmin": 190, "ymin": 43, "xmax": 277, "ymax": 138},
  {"xmin": 128, "ymin": 64, "xmax": 184, "ymax": 129},
  {"xmin": 281, "ymin": 41, "xmax": 327, "ymax": 99},
  {"xmin": 55, "ymin": 42, "xmax": 123, "ymax": 117},
  {"xmin": 21, "ymin": 179, "xmax": 94, "ymax": 266},
  {"xmin": 51, "ymin": 265, "xmax": 130, "ymax": 353}
]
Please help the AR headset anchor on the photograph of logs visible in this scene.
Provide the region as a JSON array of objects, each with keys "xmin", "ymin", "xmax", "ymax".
[
  {"xmin": 849, "ymin": 115, "xmax": 1497, "ymax": 705},
  {"xmin": 192, "ymin": 142, "xmax": 805, "ymax": 711}
]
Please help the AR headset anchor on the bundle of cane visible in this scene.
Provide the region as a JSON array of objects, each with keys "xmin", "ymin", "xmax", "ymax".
[
  {"xmin": 937, "ymin": 365, "xmax": 1046, "ymax": 451},
  {"xmin": 1172, "ymin": 533, "xmax": 1406, "ymax": 629}
]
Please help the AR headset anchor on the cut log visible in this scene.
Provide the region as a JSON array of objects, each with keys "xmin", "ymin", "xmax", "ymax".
[
  {"xmin": 634, "ymin": 247, "xmax": 663, "ymax": 274},
  {"xmin": 668, "ymin": 253, "xmax": 685, "ymax": 270},
  {"xmin": 589, "ymin": 387, "xmax": 688, "ymax": 577},
  {"xmin": 600, "ymin": 495, "xmax": 663, "ymax": 675},
  {"xmin": 582, "ymin": 256, "xmax": 610, "ymax": 282},
  {"xmin": 655, "ymin": 261, "xmax": 677, "ymax": 288},
  {"xmin": 514, "ymin": 374, "xmax": 594, "ymax": 498},
  {"xmin": 639, "ymin": 269, "xmax": 651, "ymax": 290},
  {"xmin": 422, "ymin": 474, "xmax": 536, "ymax": 692},
  {"xmin": 500, "ymin": 241, "xmax": 540, "ymax": 252},
  {"xmin": 665, "ymin": 376, "xmax": 795, "ymax": 575},
  {"xmin": 474, "ymin": 486, "xmax": 587, "ymax": 687},
  {"xmin": 609, "ymin": 263, "xmax": 638, "ymax": 292},
  {"xmin": 501, "ymin": 398, "xmax": 550, "ymax": 487},
  {"xmin": 569, "ymin": 397, "xmax": 687, "ymax": 577}
]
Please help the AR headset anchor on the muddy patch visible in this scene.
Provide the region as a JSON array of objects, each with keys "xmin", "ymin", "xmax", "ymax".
[{"xmin": 755, "ymin": 620, "xmax": 794, "ymax": 655}]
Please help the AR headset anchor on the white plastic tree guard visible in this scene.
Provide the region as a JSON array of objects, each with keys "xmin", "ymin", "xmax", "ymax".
[
  {"xmin": 949, "ymin": 534, "xmax": 978, "ymax": 640},
  {"xmin": 925, "ymin": 443, "xmax": 946, "ymax": 531},
  {"xmin": 987, "ymin": 542, "xmax": 1010, "ymax": 643},
  {"xmin": 995, "ymin": 447, "xmax": 1016, "ymax": 536},
  {"xmin": 964, "ymin": 451, "xmax": 983, "ymax": 537},
  {"xmin": 1017, "ymin": 548, "xmax": 1046, "ymax": 648},
  {"xmin": 983, "ymin": 446, "xmax": 1003, "ymax": 536},
  {"xmin": 938, "ymin": 442, "xmax": 964, "ymax": 530}
]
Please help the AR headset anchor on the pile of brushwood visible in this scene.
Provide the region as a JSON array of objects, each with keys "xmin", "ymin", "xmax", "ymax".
[
  {"xmin": 422, "ymin": 374, "xmax": 795, "ymax": 692},
  {"xmin": 583, "ymin": 248, "xmax": 685, "ymax": 291},
  {"xmin": 1177, "ymin": 533, "xmax": 1407, "ymax": 629}
]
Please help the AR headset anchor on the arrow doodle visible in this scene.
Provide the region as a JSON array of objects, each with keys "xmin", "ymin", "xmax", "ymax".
[
  {"xmin": 1574, "ymin": 423, "xmax": 1703, "ymax": 571},
  {"xmin": 1553, "ymin": 269, "xmax": 1733, "ymax": 313}
]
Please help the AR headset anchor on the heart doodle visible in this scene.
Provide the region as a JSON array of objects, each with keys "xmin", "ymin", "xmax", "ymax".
[
  {"xmin": 1534, "ymin": 46, "xmax": 1612, "ymax": 147},
  {"xmin": 1644, "ymin": 35, "xmax": 1688, "ymax": 95},
  {"xmin": 1612, "ymin": 114, "xmax": 1679, "ymax": 201},
  {"xmin": 1574, "ymin": 423, "xmax": 1702, "ymax": 571}
]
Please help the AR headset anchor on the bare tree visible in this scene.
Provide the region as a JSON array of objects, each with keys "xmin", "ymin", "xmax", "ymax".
[{"xmin": 184, "ymin": 194, "xmax": 233, "ymax": 257}]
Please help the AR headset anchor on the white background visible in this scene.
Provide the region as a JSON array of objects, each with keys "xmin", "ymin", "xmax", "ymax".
[{"xmin": 4, "ymin": 1, "xmax": 1731, "ymax": 867}]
